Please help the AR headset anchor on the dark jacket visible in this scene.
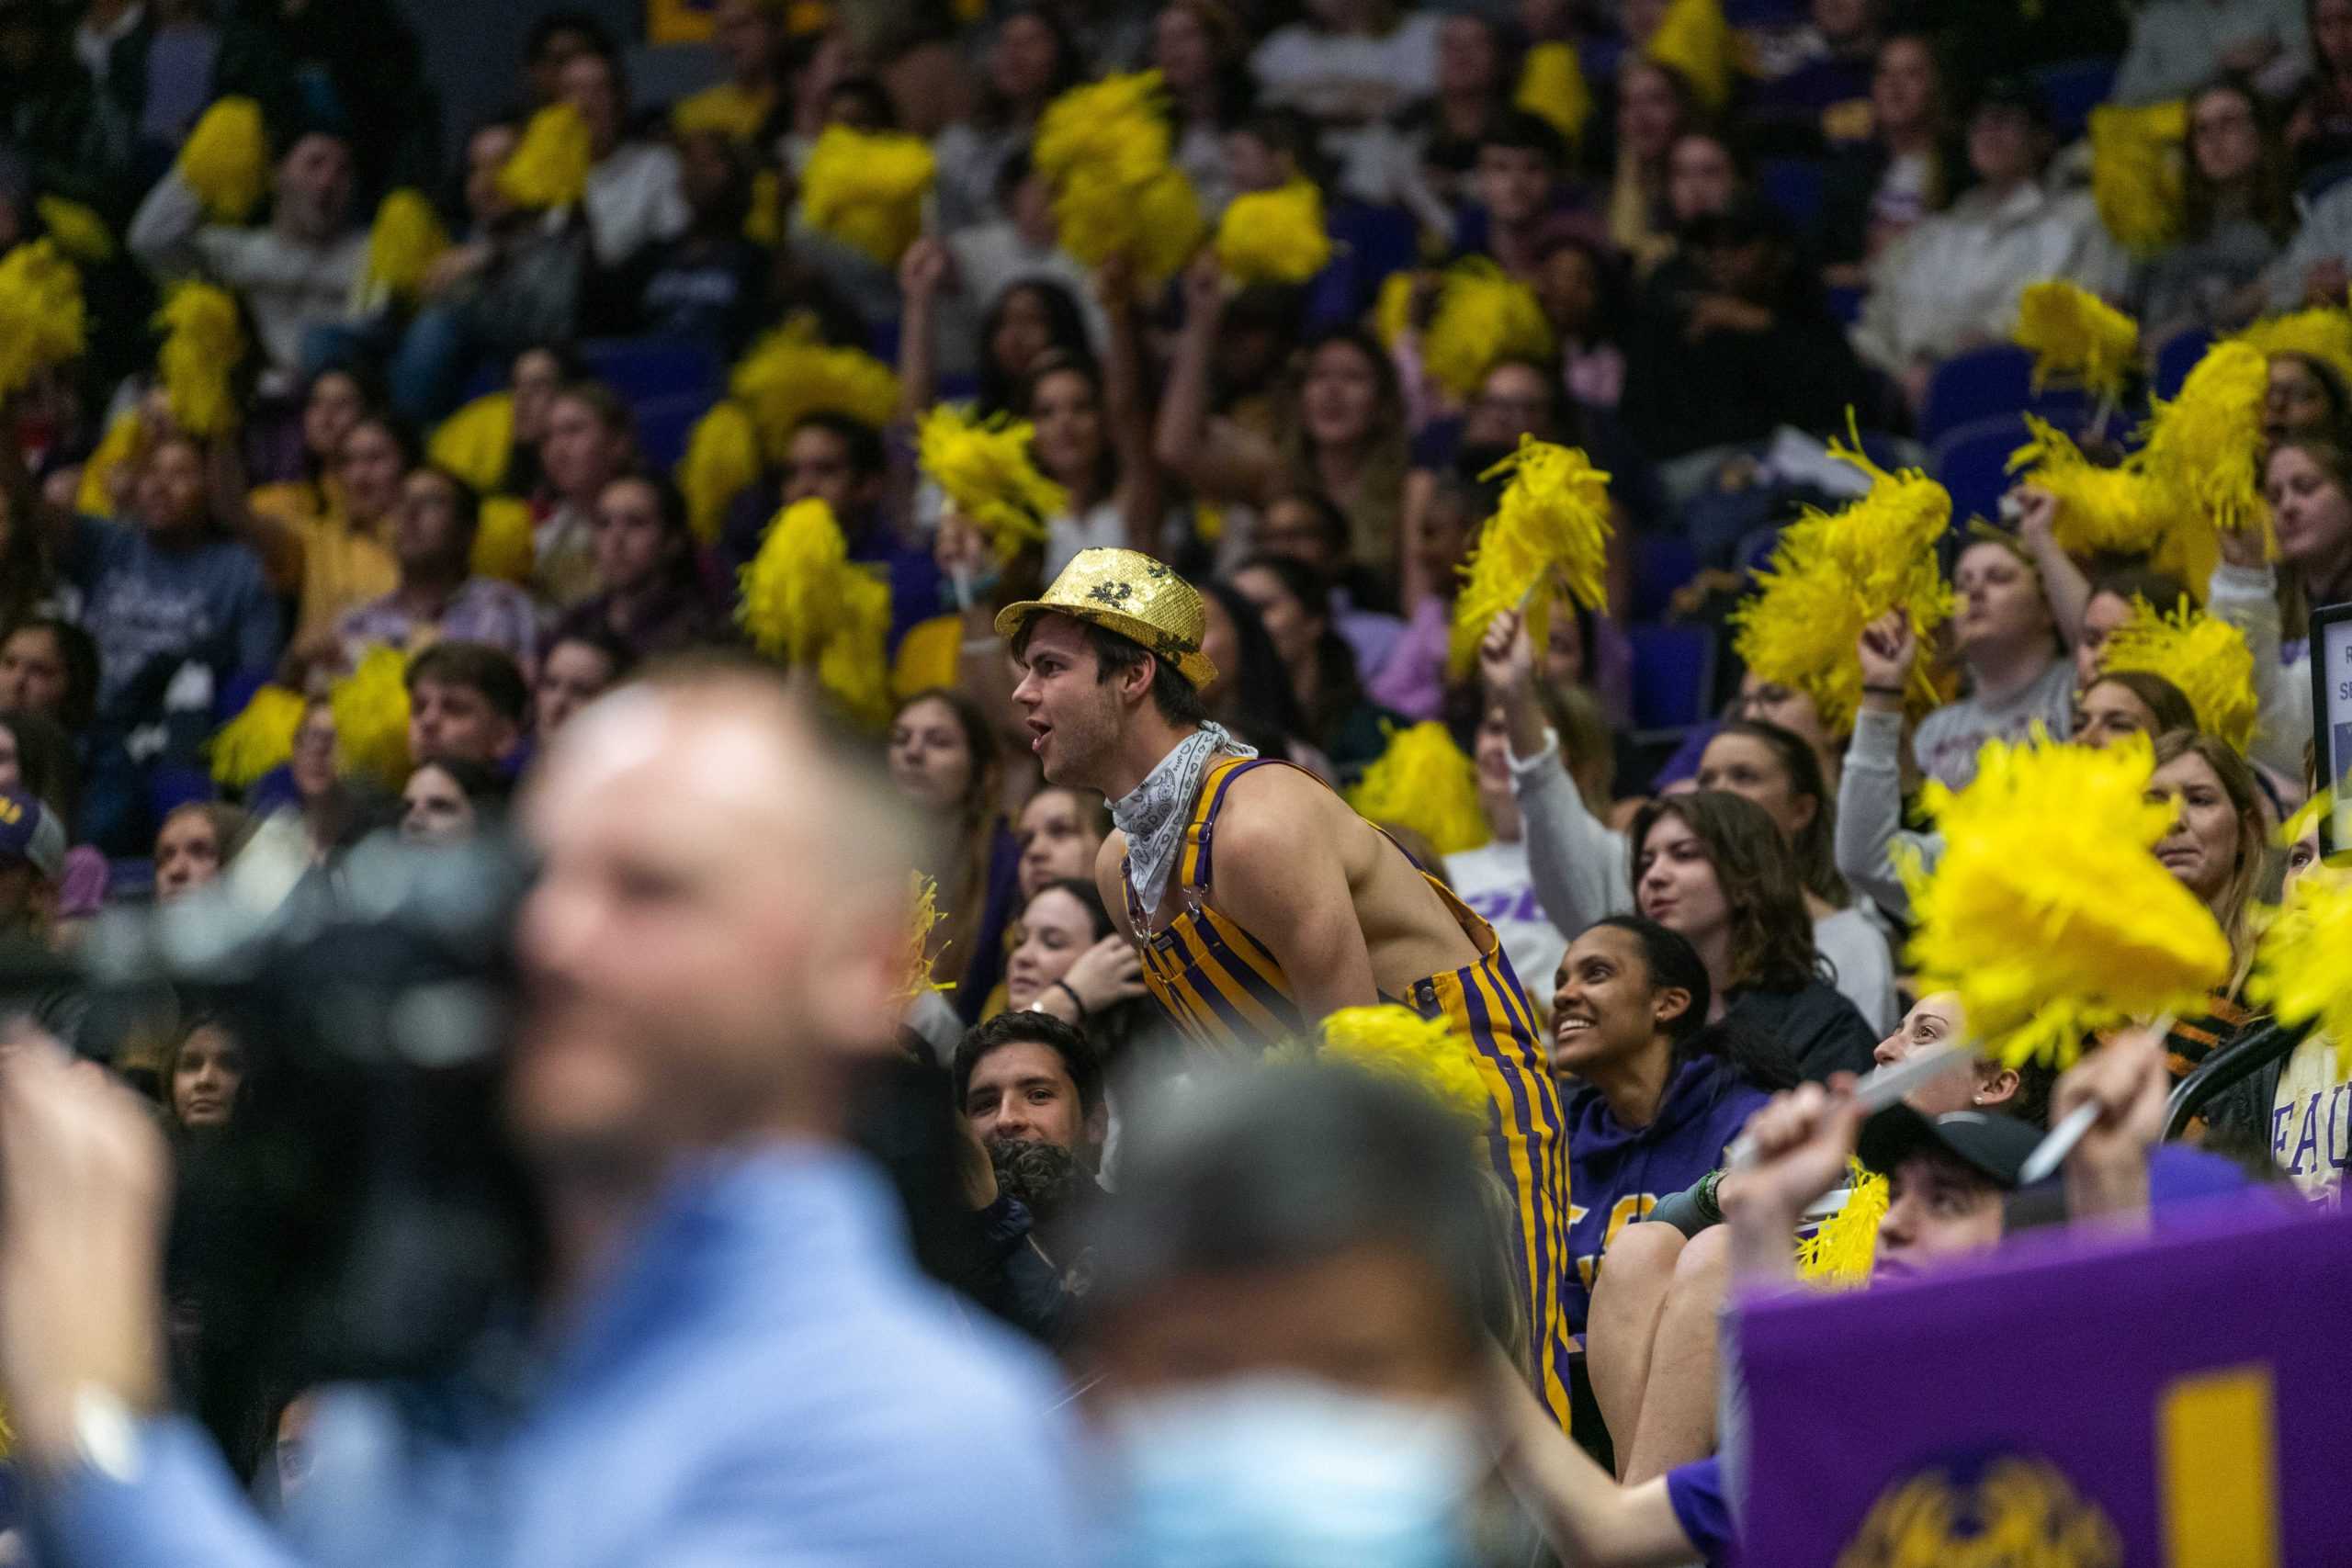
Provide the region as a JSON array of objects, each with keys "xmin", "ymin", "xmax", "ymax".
[{"xmin": 1724, "ymin": 978, "xmax": 1876, "ymax": 1083}]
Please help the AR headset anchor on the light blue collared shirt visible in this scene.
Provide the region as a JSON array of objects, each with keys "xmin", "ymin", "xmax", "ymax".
[{"xmin": 33, "ymin": 1144, "xmax": 1094, "ymax": 1567}]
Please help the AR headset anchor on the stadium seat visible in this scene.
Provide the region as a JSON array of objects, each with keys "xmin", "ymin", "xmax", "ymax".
[
  {"xmin": 1758, "ymin": 158, "xmax": 1828, "ymax": 235},
  {"xmin": 1631, "ymin": 533, "xmax": 1699, "ymax": 622},
  {"xmin": 2153, "ymin": 326, "xmax": 2213, "ymax": 400},
  {"xmin": 1918, "ymin": 344, "xmax": 2091, "ymax": 444},
  {"xmin": 577, "ymin": 337, "xmax": 725, "ymax": 405},
  {"xmin": 2031, "ymin": 59, "xmax": 2118, "ymax": 143},
  {"xmin": 631, "ymin": 389, "xmax": 718, "ymax": 471},
  {"xmin": 1626, "ymin": 622, "xmax": 1718, "ymax": 734},
  {"xmin": 1929, "ymin": 412, "xmax": 2032, "ymax": 523}
]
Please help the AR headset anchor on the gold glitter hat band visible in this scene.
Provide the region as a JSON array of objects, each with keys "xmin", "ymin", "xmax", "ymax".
[{"xmin": 994, "ymin": 547, "xmax": 1220, "ymax": 691}]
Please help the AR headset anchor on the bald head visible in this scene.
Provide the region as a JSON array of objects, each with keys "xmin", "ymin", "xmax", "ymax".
[{"xmin": 511, "ymin": 667, "xmax": 917, "ymax": 1179}]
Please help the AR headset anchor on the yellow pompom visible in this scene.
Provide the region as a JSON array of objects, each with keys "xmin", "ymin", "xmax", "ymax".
[
  {"xmin": 1449, "ymin": 436, "xmax": 1613, "ymax": 678},
  {"xmin": 153, "ymin": 281, "xmax": 245, "ymax": 438},
  {"xmin": 79, "ymin": 410, "xmax": 142, "ymax": 516},
  {"xmin": 1129, "ymin": 167, "xmax": 1209, "ymax": 289},
  {"xmin": 0, "ymin": 240, "xmax": 86, "ymax": 402},
  {"xmin": 676, "ymin": 400, "xmax": 763, "ymax": 546},
  {"xmin": 469, "ymin": 497, "xmax": 537, "ymax": 584},
  {"xmin": 1900, "ymin": 732, "xmax": 2231, "ymax": 1070},
  {"xmin": 917, "ymin": 404, "xmax": 1066, "ymax": 562},
  {"xmin": 498, "ymin": 104, "xmax": 593, "ymax": 211},
  {"xmin": 2012, "ymin": 280, "xmax": 2138, "ymax": 406},
  {"xmin": 1317, "ymin": 1004, "xmax": 1493, "ymax": 1125},
  {"xmin": 744, "ymin": 167, "xmax": 783, "ymax": 246},
  {"xmin": 729, "ymin": 316, "xmax": 900, "ymax": 466},
  {"xmin": 2099, "ymin": 596, "xmax": 2259, "ymax": 754},
  {"xmin": 2089, "ymin": 101, "xmax": 2186, "ymax": 254},
  {"xmin": 1345, "ymin": 721, "xmax": 1492, "ymax": 856},
  {"xmin": 797, "ymin": 125, "xmax": 936, "ymax": 266},
  {"xmin": 1035, "ymin": 71, "xmax": 1171, "ymax": 189},
  {"xmin": 35, "ymin": 196, "xmax": 115, "ymax": 264},
  {"xmin": 1421, "ymin": 259, "xmax": 1555, "ymax": 401},
  {"xmin": 2249, "ymin": 867, "xmax": 2352, "ymax": 1072},
  {"xmin": 2137, "ymin": 339, "xmax": 2271, "ymax": 548},
  {"xmin": 1516, "ymin": 40, "xmax": 1592, "ymax": 145},
  {"xmin": 1646, "ymin": 0, "xmax": 1734, "ymax": 112},
  {"xmin": 898, "ymin": 871, "xmax": 956, "ymax": 1010},
  {"xmin": 1795, "ymin": 1160, "xmax": 1886, "ymax": 1287},
  {"xmin": 1373, "ymin": 270, "xmax": 1416, "ymax": 348},
  {"xmin": 737, "ymin": 498, "xmax": 894, "ymax": 726},
  {"xmin": 329, "ymin": 645, "xmax": 413, "ymax": 790},
  {"xmin": 1035, "ymin": 72, "xmax": 1202, "ymax": 286},
  {"xmin": 1215, "ymin": 179, "xmax": 1331, "ymax": 287},
  {"xmin": 427, "ymin": 393, "xmax": 514, "ymax": 496},
  {"xmin": 364, "ymin": 188, "xmax": 450, "ymax": 302},
  {"xmin": 178, "ymin": 96, "xmax": 269, "ymax": 223},
  {"xmin": 206, "ymin": 683, "xmax": 305, "ymax": 792},
  {"xmin": 2005, "ymin": 414, "xmax": 2175, "ymax": 559},
  {"xmin": 2233, "ymin": 306, "xmax": 2352, "ymax": 391},
  {"xmin": 1729, "ymin": 433, "xmax": 1956, "ymax": 734}
]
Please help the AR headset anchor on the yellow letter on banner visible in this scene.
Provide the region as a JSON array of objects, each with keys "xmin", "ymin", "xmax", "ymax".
[{"xmin": 2156, "ymin": 1364, "xmax": 2279, "ymax": 1568}]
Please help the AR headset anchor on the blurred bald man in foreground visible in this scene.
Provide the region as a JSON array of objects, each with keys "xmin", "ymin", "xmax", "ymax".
[{"xmin": 0, "ymin": 660, "xmax": 1091, "ymax": 1567}]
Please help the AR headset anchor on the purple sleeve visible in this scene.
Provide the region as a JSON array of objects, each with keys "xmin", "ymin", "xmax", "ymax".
[
  {"xmin": 1666, "ymin": 1456, "xmax": 1734, "ymax": 1563},
  {"xmin": 58, "ymin": 845, "xmax": 110, "ymax": 919}
]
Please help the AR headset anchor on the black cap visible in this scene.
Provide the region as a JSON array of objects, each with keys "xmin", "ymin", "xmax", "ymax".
[{"xmin": 1858, "ymin": 1104, "xmax": 2041, "ymax": 1190}]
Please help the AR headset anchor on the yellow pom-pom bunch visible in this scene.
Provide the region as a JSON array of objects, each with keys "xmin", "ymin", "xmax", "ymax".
[
  {"xmin": 498, "ymin": 104, "xmax": 593, "ymax": 210},
  {"xmin": 676, "ymin": 400, "xmax": 763, "ymax": 545},
  {"xmin": 1729, "ymin": 436, "xmax": 1955, "ymax": 733},
  {"xmin": 365, "ymin": 189, "xmax": 450, "ymax": 301},
  {"xmin": 178, "ymin": 97, "xmax": 269, "ymax": 222},
  {"xmin": 737, "ymin": 499, "xmax": 893, "ymax": 726},
  {"xmin": 329, "ymin": 645, "xmax": 413, "ymax": 791},
  {"xmin": 207, "ymin": 684, "xmax": 305, "ymax": 792},
  {"xmin": 1900, "ymin": 732, "xmax": 2231, "ymax": 1069},
  {"xmin": 78, "ymin": 410, "xmax": 141, "ymax": 516},
  {"xmin": 153, "ymin": 282, "xmax": 245, "ymax": 438},
  {"xmin": 918, "ymin": 405, "xmax": 1067, "ymax": 562},
  {"xmin": 1795, "ymin": 1160, "xmax": 1886, "ymax": 1288},
  {"xmin": 2249, "ymin": 866, "xmax": 2352, "ymax": 1071},
  {"xmin": 2233, "ymin": 306, "xmax": 2352, "ymax": 391},
  {"xmin": 2089, "ymin": 100, "xmax": 2186, "ymax": 254},
  {"xmin": 469, "ymin": 497, "xmax": 537, "ymax": 584},
  {"xmin": 2098, "ymin": 596, "xmax": 2259, "ymax": 754},
  {"xmin": 1448, "ymin": 436, "xmax": 1613, "ymax": 679},
  {"xmin": 1215, "ymin": 179, "xmax": 1331, "ymax": 286},
  {"xmin": 896, "ymin": 872, "xmax": 955, "ymax": 1010},
  {"xmin": 35, "ymin": 196, "xmax": 114, "ymax": 264},
  {"xmin": 427, "ymin": 393, "xmax": 514, "ymax": 497},
  {"xmin": 1645, "ymin": 0, "xmax": 1734, "ymax": 112},
  {"xmin": 797, "ymin": 125, "xmax": 937, "ymax": 265},
  {"xmin": 2012, "ymin": 280, "xmax": 2138, "ymax": 407},
  {"xmin": 729, "ymin": 317, "xmax": 901, "ymax": 466},
  {"xmin": 743, "ymin": 167, "xmax": 783, "ymax": 246},
  {"xmin": 2004, "ymin": 414, "xmax": 2176, "ymax": 560},
  {"xmin": 1345, "ymin": 721, "xmax": 1492, "ymax": 857},
  {"xmin": 1421, "ymin": 259, "xmax": 1556, "ymax": 401},
  {"xmin": 1316, "ymin": 1005, "xmax": 1492, "ymax": 1125},
  {"xmin": 0, "ymin": 240, "xmax": 86, "ymax": 402},
  {"xmin": 2137, "ymin": 338, "xmax": 2272, "ymax": 548},
  {"xmin": 1034, "ymin": 71, "xmax": 1204, "ymax": 287},
  {"xmin": 1515, "ymin": 39, "xmax": 1592, "ymax": 144}
]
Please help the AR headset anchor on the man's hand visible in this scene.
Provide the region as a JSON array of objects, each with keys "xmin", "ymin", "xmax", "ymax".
[
  {"xmin": 1478, "ymin": 607, "xmax": 1537, "ymax": 699},
  {"xmin": 899, "ymin": 236, "xmax": 953, "ymax": 303},
  {"xmin": 2052, "ymin": 1028, "xmax": 2166, "ymax": 1227},
  {"xmin": 1718, "ymin": 1080, "xmax": 1865, "ymax": 1288},
  {"xmin": 2014, "ymin": 484, "xmax": 2060, "ymax": 552},
  {"xmin": 1855, "ymin": 609, "xmax": 1917, "ymax": 714},
  {"xmin": 0, "ymin": 1028, "xmax": 172, "ymax": 1470}
]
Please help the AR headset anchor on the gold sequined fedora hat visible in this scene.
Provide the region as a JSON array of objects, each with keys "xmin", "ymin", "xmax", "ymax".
[{"xmin": 993, "ymin": 547, "xmax": 1219, "ymax": 690}]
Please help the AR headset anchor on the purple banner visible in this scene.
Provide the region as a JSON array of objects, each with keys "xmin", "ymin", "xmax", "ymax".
[{"xmin": 1740, "ymin": 1196, "xmax": 2352, "ymax": 1566}]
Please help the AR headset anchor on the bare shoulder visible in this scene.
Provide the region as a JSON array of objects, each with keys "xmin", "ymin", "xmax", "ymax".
[
  {"xmin": 1092, "ymin": 829, "xmax": 1130, "ymax": 912},
  {"xmin": 1216, "ymin": 762, "xmax": 1343, "ymax": 848}
]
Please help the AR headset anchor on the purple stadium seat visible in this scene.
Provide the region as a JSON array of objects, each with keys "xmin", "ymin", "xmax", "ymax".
[{"xmin": 1627, "ymin": 622, "xmax": 1718, "ymax": 734}]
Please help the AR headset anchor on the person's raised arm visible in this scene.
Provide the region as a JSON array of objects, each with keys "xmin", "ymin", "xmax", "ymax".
[
  {"xmin": 896, "ymin": 237, "xmax": 952, "ymax": 423},
  {"xmin": 2207, "ymin": 521, "xmax": 2312, "ymax": 781},
  {"xmin": 1152, "ymin": 253, "xmax": 1281, "ymax": 504},
  {"xmin": 1836, "ymin": 611, "xmax": 1936, "ymax": 917},
  {"xmin": 1482, "ymin": 608, "xmax": 1631, "ymax": 936},
  {"xmin": 2014, "ymin": 485, "xmax": 2090, "ymax": 650},
  {"xmin": 126, "ymin": 164, "xmax": 213, "ymax": 280},
  {"xmin": 206, "ymin": 433, "xmax": 301, "ymax": 591},
  {"xmin": 1209, "ymin": 769, "xmax": 1381, "ymax": 1024},
  {"xmin": 1094, "ymin": 255, "xmax": 1166, "ymax": 552}
]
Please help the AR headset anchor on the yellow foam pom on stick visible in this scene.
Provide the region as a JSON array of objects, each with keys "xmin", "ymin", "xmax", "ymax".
[
  {"xmin": 1645, "ymin": 0, "xmax": 1734, "ymax": 112},
  {"xmin": 207, "ymin": 684, "xmax": 304, "ymax": 792},
  {"xmin": 897, "ymin": 872, "xmax": 955, "ymax": 1010},
  {"xmin": 737, "ymin": 498, "xmax": 893, "ymax": 725},
  {"xmin": 1215, "ymin": 179, "xmax": 1331, "ymax": 286},
  {"xmin": 1729, "ymin": 432, "xmax": 1956, "ymax": 734},
  {"xmin": 153, "ymin": 281, "xmax": 244, "ymax": 438},
  {"xmin": 178, "ymin": 96, "xmax": 269, "ymax": 222},
  {"xmin": 1421, "ymin": 259, "xmax": 1555, "ymax": 402},
  {"xmin": 1795, "ymin": 1161, "xmax": 1886, "ymax": 1287},
  {"xmin": 677, "ymin": 400, "xmax": 763, "ymax": 546},
  {"xmin": 2005, "ymin": 414, "xmax": 2174, "ymax": 561},
  {"xmin": 2089, "ymin": 100, "xmax": 2186, "ymax": 254},
  {"xmin": 329, "ymin": 645, "xmax": 413, "ymax": 791},
  {"xmin": 729, "ymin": 316, "xmax": 901, "ymax": 466},
  {"xmin": 2138, "ymin": 339, "xmax": 2272, "ymax": 548},
  {"xmin": 917, "ymin": 405, "xmax": 1066, "ymax": 562},
  {"xmin": 0, "ymin": 240, "xmax": 86, "ymax": 402},
  {"xmin": 2233, "ymin": 307, "xmax": 2352, "ymax": 391},
  {"xmin": 2248, "ymin": 867, "xmax": 2352, "ymax": 1072},
  {"xmin": 1035, "ymin": 71, "xmax": 1171, "ymax": 188},
  {"xmin": 365, "ymin": 189, "xmax": 450, "ymax": 301},
  {"xmin": 498, "ymin": 104, "xmax": 593, "ymax": 210},
  {"xmin": 797, "ymin": 126, "xmax": 936, "ymax": 265},
  {"xmin": 427, "ymin": 393, "xmax": 514, "ymax": 497},
  {"xmin": 1345, "ymin": 721, "xmax": 1492, "ymax": 856},
  {"xmin": 1448, "ymin": 435, "xmax": 1612, "ymax": 678},
  {"xmin": 470, "ymin": 497, "xmax": 537, "ymax": 584},
  {"xmin": 1317, "ymin": 1005, "xmax": 1493, "ymax": 1125},
  {"xmin": 78, "ymin": 410, "xmax": 141, "ymax": 516},
  {"xmin": 1900, "ymin": 732, "xmax": 2231, "ymax": 1070},
  {"xmin": 1035, "ymin": 72, "xmax": 1203, "ymax": 286},
  {"xmin": 1516, "ymin": 40, "xmax": 1592, "ymax": 144},
  {"xmin": 744, "ymin": 168, "xmax": 783, "ymax": 246},
  {"xmin": 2099, "ymin": 596, "xmax": 2259, "ymax": 754},
  {"xmin": 35, "ymin": 196, "xmax": 115, "ymax": 264},
  {"xmin": 2013, "ymin": 280, "xmax": 2138, "ymax": 407}
]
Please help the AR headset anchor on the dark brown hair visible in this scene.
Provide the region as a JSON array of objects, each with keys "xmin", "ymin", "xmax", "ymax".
[
  {"xmin": 1703, "ymin": 719, "xmax": 1849, "ymax": 908},
  {"xmin": 1629, "ymin": 790, "xmax": 1821, "ymax": 993},
  {"xmin": 2150, "ymin": 728, "xmax": 2270, "ymax": 992}
]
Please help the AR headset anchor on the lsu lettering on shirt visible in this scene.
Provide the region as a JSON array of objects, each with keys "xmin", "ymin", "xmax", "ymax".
[{"xmin": 2270, "ymin": 1034, "xmax": 2352, "ymax": 1200}]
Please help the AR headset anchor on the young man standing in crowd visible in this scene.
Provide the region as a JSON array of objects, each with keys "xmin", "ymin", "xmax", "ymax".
[
  {"xmin": 404, "ymin": 640, "xmax": 528, "ymax": 770},
  {"xmin": 1000, "ymin": 546, "xmax": 1575, "ymax": 1429}
]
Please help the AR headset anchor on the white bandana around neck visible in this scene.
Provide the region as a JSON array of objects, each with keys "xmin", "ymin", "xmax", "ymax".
[{"xmin": 1114, "ymin": 722, "xmax": 1257, "ymax": 918}]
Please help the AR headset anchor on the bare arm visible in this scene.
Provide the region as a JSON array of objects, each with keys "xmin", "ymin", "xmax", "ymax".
[
  {"xmin": 2015, "ymin": 486, "xmax": 2091, "ymax": 650},
  {"xmin": 1210, "ymin": 773, "xmax": 1381, "ymax": 1024},
  {"xmin": 895, "ymin": 238, "xmax": 951, "ymax": 423},
  {"xmin": 1096, "ymin": 259, "xmax": 1165, "ymax": 552},
  {"xmin": 1154, "ymin": 254, "xmax": 1282, "ymax": 504},
  {"xmin": 1488, "ymin": 1354, "xmax": 1700, "ymax": 1568}
]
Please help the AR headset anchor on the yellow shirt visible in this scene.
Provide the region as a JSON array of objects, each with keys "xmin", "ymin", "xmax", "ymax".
[
  {"xmin": 892, "ymin": 614, "xmax": 963, "ymax": 704},
  {"xmin": 250, "ymin": 481, "xmax": 399, "ymax": 641},
  {"xmin": 2269, "ymin": 1034, "xmax": 2350, "ymax": 1200}
]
